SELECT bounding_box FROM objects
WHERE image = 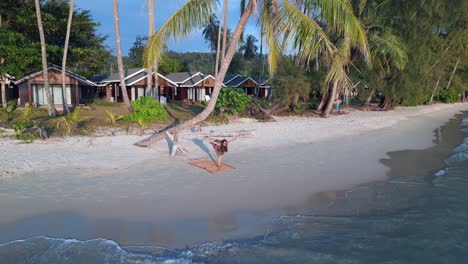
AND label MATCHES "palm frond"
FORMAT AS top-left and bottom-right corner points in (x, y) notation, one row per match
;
(278, 0), (337, 66)
(296, 0), (371, 65)
(258, 0), (282, 75)
(369, 30), (408, 71)
(143, 0), (217, 68)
